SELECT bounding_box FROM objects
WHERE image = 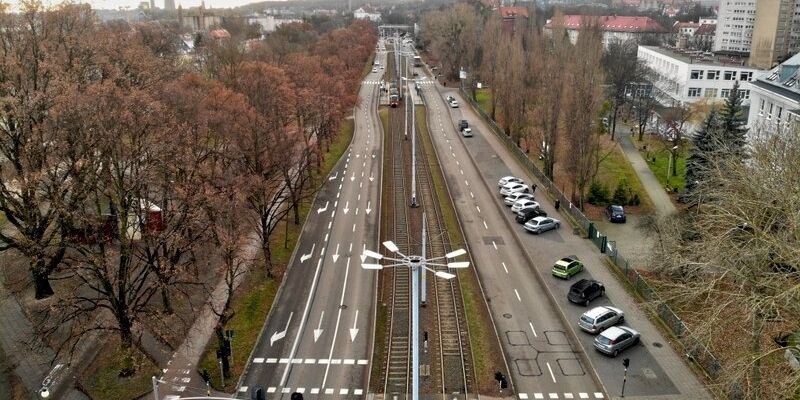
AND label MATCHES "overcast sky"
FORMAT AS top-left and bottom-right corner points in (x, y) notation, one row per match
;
(6, 0), (268, 10)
